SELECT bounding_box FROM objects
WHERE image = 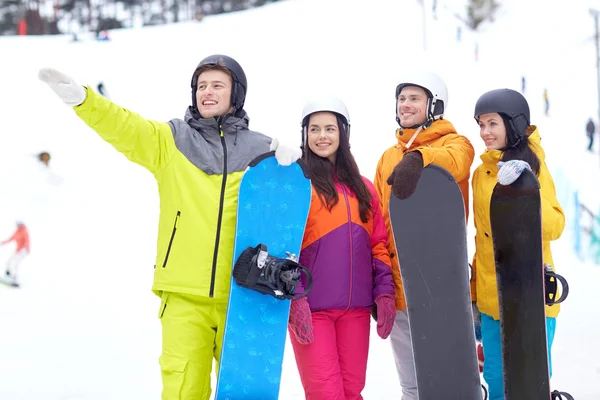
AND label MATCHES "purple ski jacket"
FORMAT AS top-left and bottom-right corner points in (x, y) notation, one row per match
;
(299, 178), (395, 311)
